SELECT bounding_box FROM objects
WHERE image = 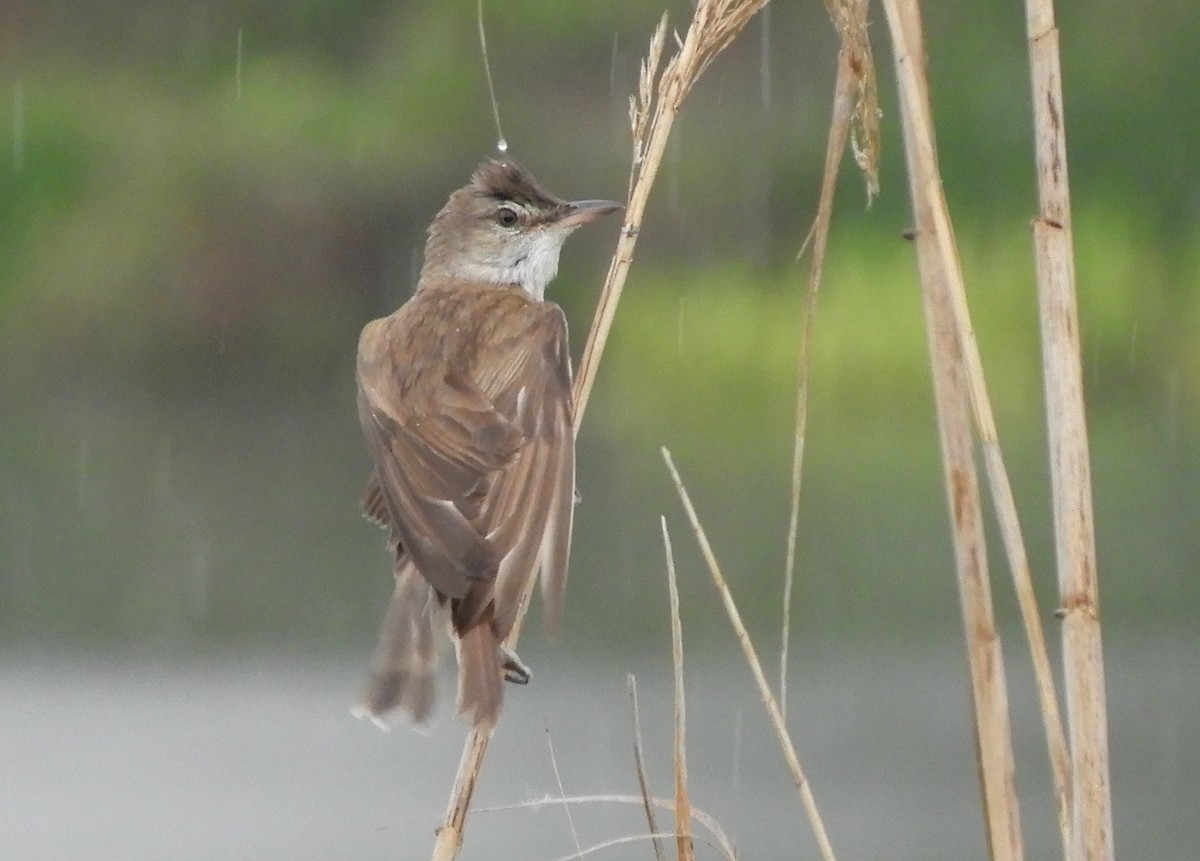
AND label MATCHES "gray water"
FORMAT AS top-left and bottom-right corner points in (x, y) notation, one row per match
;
(3, 352), (1195, 860)
(3, 634), (1196, 860)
